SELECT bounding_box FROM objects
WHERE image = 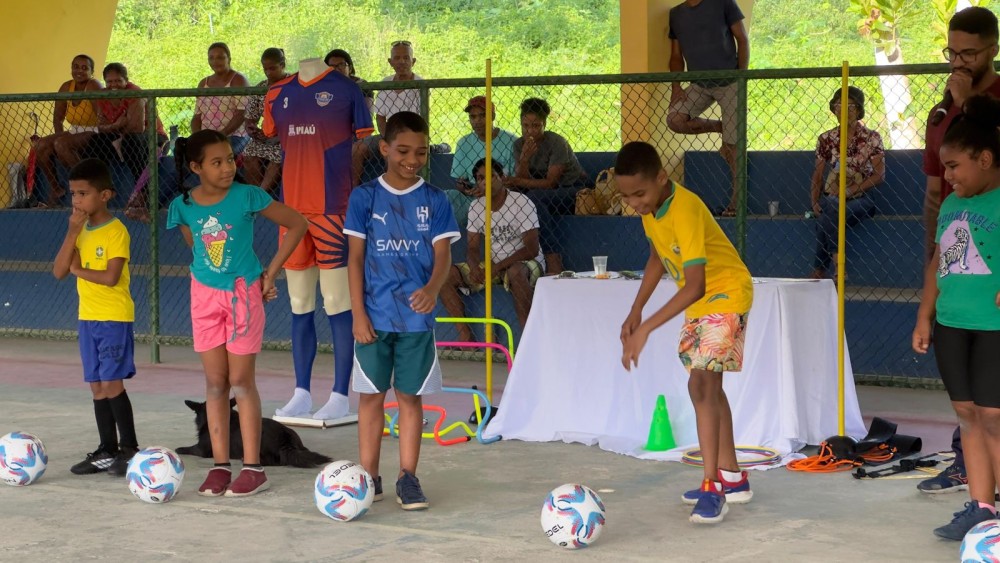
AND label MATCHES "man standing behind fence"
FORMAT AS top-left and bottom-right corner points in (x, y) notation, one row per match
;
(666, 0), (749, 218)
(916, 6), (1000, 504)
